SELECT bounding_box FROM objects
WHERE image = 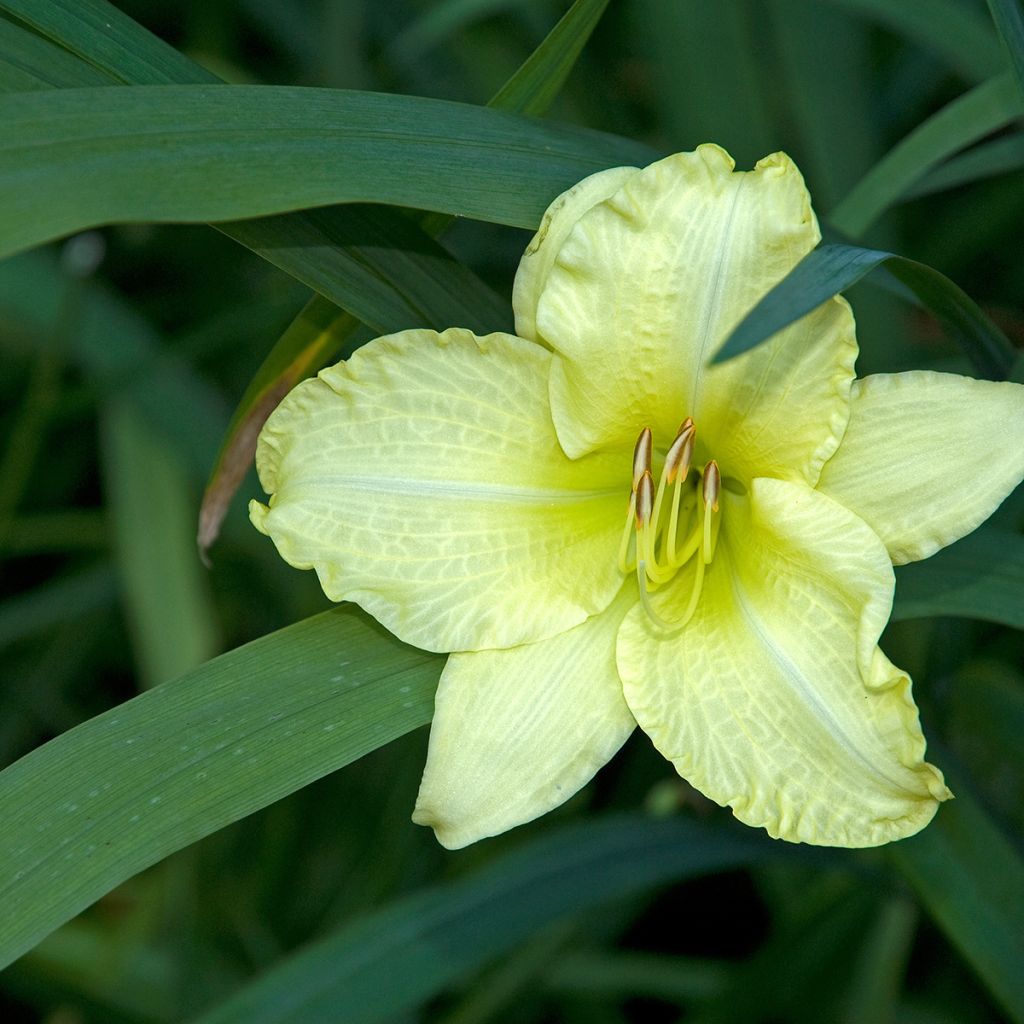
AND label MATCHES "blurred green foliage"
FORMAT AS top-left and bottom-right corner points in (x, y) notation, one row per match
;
(1, 1), (1023, 1022)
